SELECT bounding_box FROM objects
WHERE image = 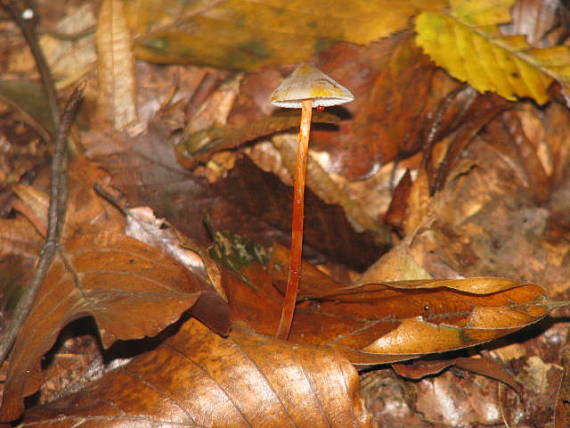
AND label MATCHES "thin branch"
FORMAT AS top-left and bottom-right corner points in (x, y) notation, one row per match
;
(0, 82), (85, 365)
(1, 0), (60, 132)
